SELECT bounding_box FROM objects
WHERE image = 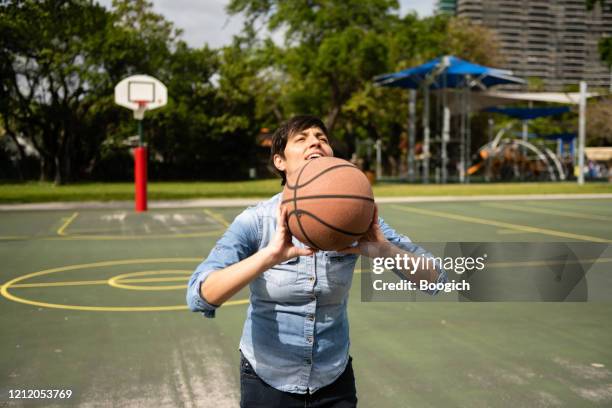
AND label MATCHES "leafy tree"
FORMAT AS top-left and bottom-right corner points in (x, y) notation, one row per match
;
(1, 0), (508, 182)
(227, 0), (398, 132)
(0, 0), (116, 183)
(586, 0), (612, 68)
(444, 17), (505, 67)
(0, 0), (188, 183)
(586, 98), (612, 146)
(585, 0), (609, 11)
(598, 38), (612, 68)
